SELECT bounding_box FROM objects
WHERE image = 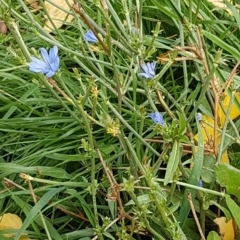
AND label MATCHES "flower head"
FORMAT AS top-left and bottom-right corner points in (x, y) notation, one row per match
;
(149, 112), (164, 125)
(196, 112), (202, 121)
(131, 27), (138, 35)
(29, 46), (59, 78)
(198, 179), (203, 187)
(84, 30), (98, 43)
(139, 62), (156, 79)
